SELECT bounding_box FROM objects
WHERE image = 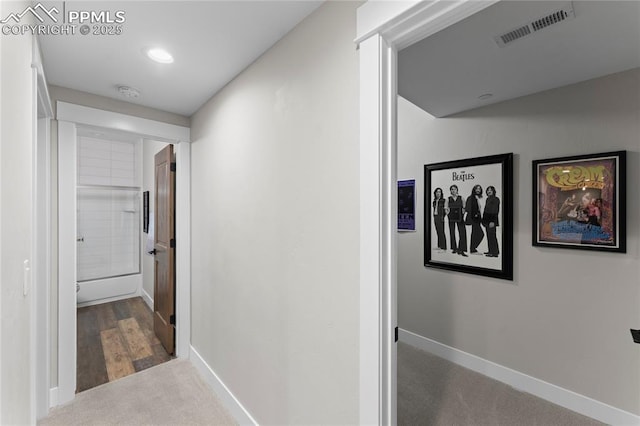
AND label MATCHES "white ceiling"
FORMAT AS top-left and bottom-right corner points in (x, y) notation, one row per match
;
(398, 1), (640, 118)
(38, 1), (322, 117)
